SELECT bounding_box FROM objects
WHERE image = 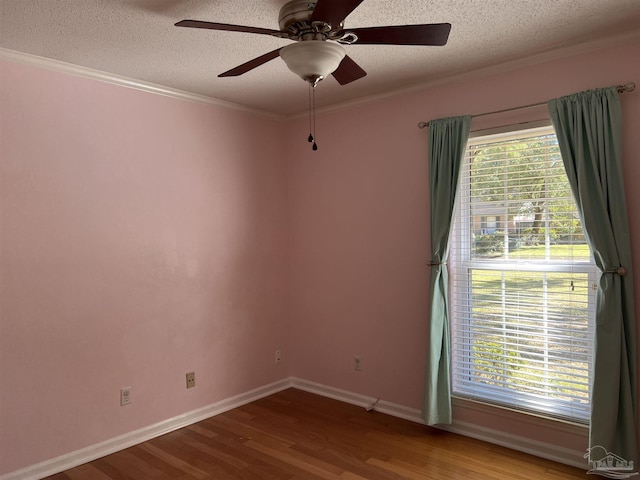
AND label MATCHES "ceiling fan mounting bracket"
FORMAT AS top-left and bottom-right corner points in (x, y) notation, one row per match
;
(279, 0), (342, 39)
(278, 0), (316, 30)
